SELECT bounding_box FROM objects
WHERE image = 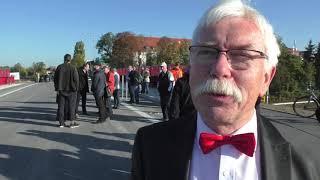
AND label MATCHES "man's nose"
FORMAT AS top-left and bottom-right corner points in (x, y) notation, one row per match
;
(209, 52), (231, 79)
